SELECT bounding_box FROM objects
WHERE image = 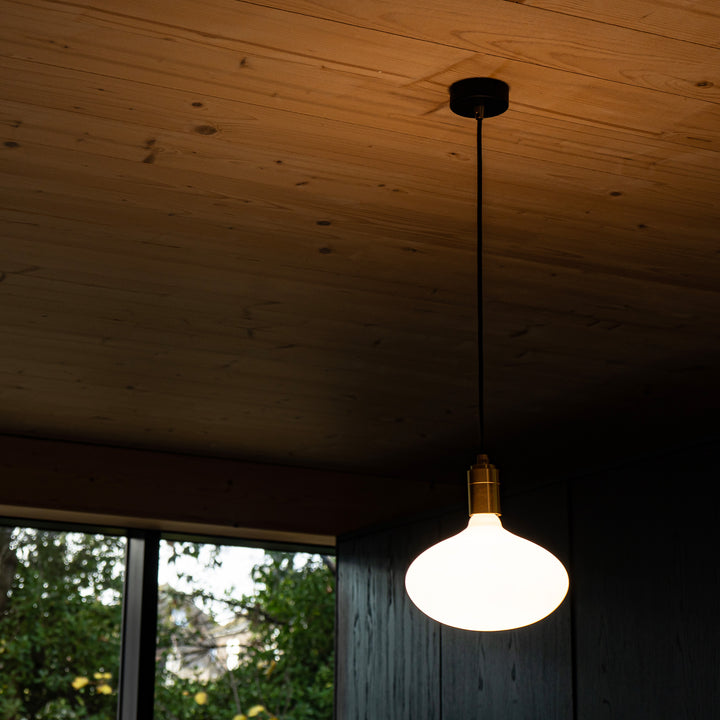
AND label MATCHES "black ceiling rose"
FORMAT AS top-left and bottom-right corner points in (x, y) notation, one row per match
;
(449, 77), (510, 119)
